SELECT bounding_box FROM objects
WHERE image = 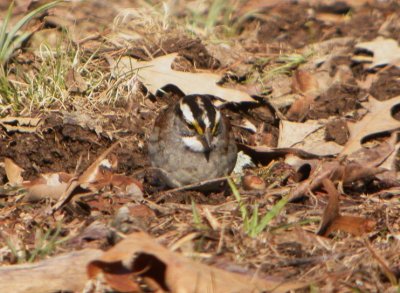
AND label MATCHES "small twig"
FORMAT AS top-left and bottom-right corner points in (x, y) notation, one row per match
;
(155, 174), (240, 203)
